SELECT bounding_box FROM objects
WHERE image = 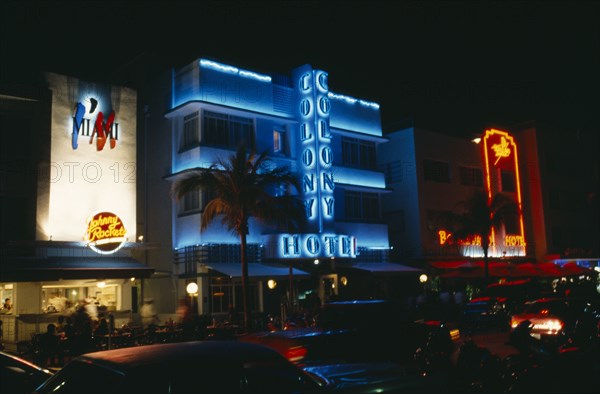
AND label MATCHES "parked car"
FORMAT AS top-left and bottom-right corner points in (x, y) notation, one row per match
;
(463, 296), (511, 330)
(34, 340), (325, 394)
(33, 340), (434, 394)
(1, 350), (53, 394)
(509, 297), (599, 343)
(240, 300), (459, 366)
